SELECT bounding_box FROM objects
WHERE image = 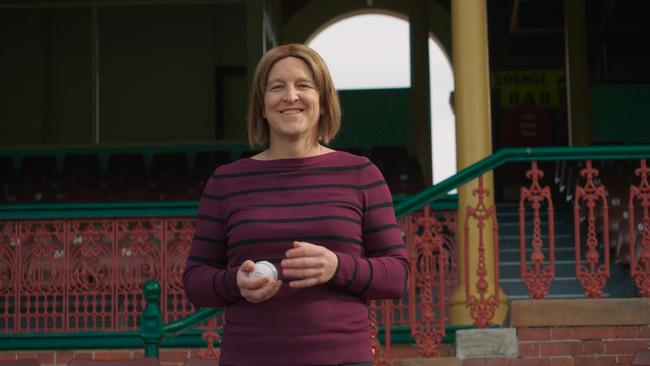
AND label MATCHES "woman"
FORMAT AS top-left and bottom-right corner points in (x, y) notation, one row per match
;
(183, 44), (410, 366)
